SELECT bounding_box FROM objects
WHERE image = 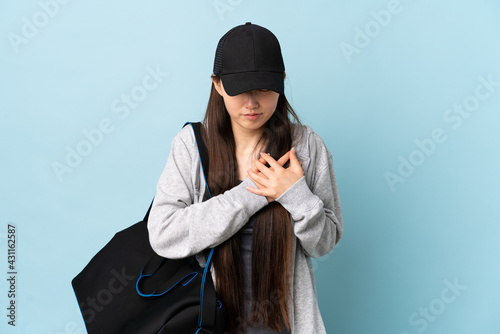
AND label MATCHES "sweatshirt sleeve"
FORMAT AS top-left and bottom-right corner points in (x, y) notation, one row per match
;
(275, 131), (343, 258)
(147, 127), (269, 259)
